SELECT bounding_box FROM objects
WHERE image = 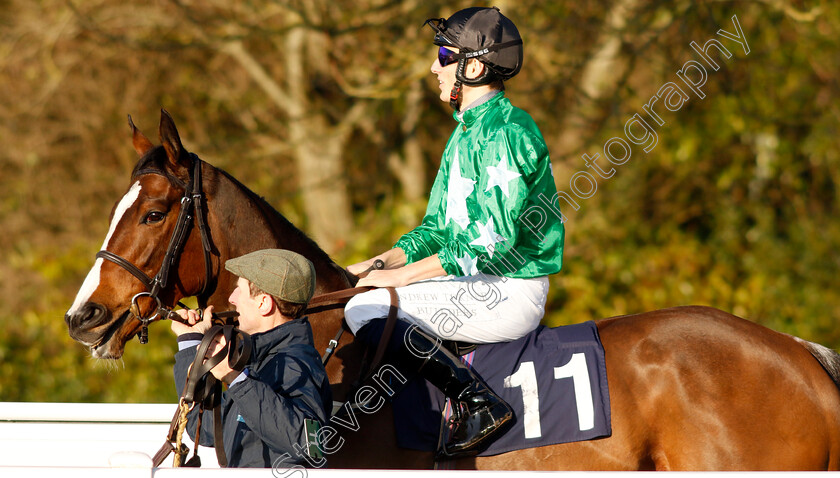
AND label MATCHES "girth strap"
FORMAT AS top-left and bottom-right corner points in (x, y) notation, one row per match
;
(369, 287), (400, 376)
(306, 285), (401, 391)
(306, 287), (375, 366)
